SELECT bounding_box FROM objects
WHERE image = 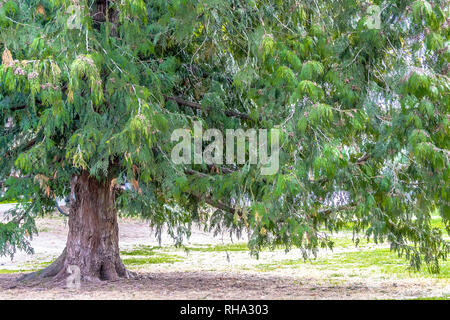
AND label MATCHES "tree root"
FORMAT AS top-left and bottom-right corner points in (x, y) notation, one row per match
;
(17, 248), (67, 282)
(16, 248), (137, 284)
